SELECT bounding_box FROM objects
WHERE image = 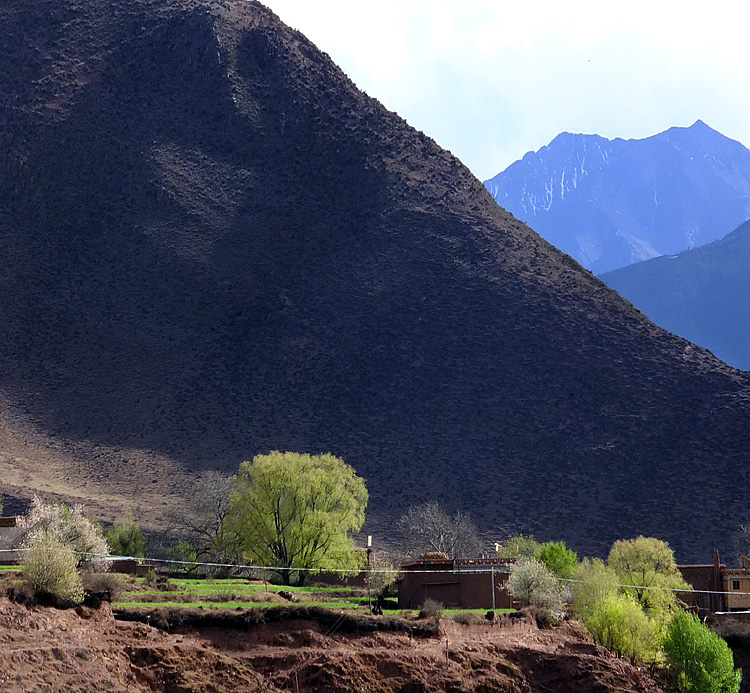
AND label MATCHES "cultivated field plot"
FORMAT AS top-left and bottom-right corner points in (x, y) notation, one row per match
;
(110, 574), (517, 622)
(113, 576), (375, 610)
